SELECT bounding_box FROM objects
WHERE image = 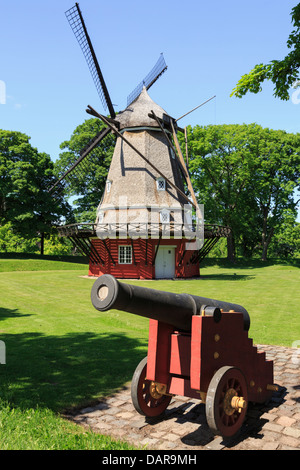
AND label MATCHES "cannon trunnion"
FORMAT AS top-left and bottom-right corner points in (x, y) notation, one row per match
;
(91, 275), (277, 439)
